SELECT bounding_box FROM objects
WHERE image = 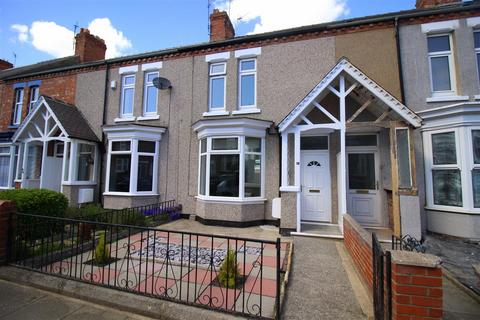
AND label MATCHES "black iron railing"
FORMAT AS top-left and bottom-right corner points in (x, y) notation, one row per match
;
(372, 233), (391, 320)
(8, 212), (283, 319)
(391, 234), (425, 253)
